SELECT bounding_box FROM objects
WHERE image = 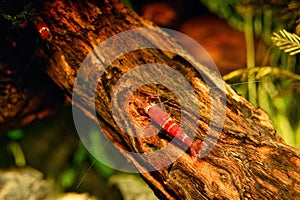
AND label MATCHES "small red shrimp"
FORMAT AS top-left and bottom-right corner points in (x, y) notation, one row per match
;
(145, 103), (202, 159)
(34, 16), (52, 40)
